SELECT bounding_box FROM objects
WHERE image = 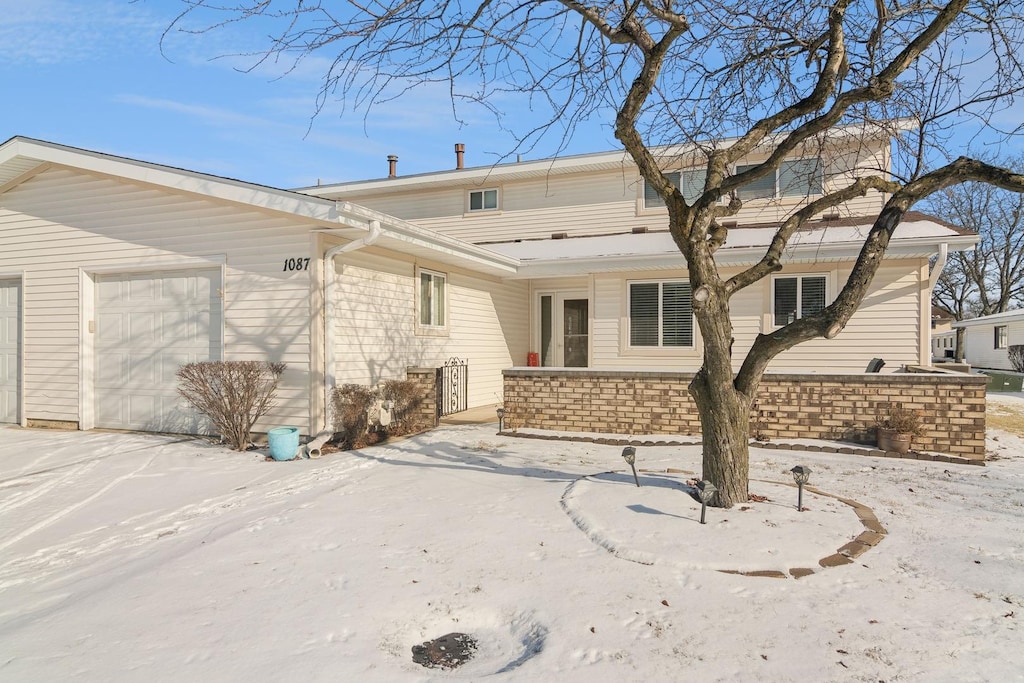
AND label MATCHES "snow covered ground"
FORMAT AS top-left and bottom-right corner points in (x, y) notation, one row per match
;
(1, 410), (1023, 682)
